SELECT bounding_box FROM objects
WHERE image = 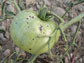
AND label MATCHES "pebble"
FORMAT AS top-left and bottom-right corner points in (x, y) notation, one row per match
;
(71, 25), (77, 34)
(39, 53), (48, 58)
(79, 58), (82, 63)
(43, 0), (51, 6)
(26, 0), (36, 6)
(53, 7), (65, 17)
(5, 31), (10, 39)
(76, 5), (84, 12)
(39, 1), (43, 5)
(3, 49), (11, 56)
(69, 11), (74, 18)
(6, 1), (15, 13)
(15, 47), (20, 54)
(0, 33), (6, 41)
(19, 51), (26, 58)
(36, 2), (40, 9)
(65, 57), (69, 63)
